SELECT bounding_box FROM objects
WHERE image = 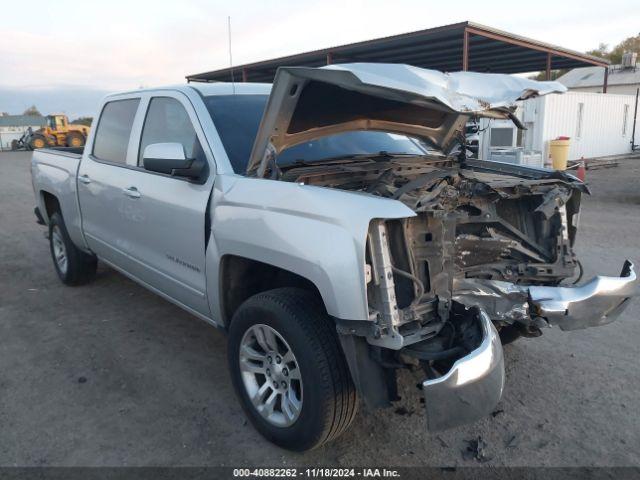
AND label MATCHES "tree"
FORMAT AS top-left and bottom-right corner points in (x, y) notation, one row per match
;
(23, 105), (42, 116)
(586, 42), (610, 60)
(529, 69), (569, 81)
(583, 34), (640, 64)
(530, 33), (640, 81)
(609, 33), (640, 64)
(70, 117), (93, 127)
